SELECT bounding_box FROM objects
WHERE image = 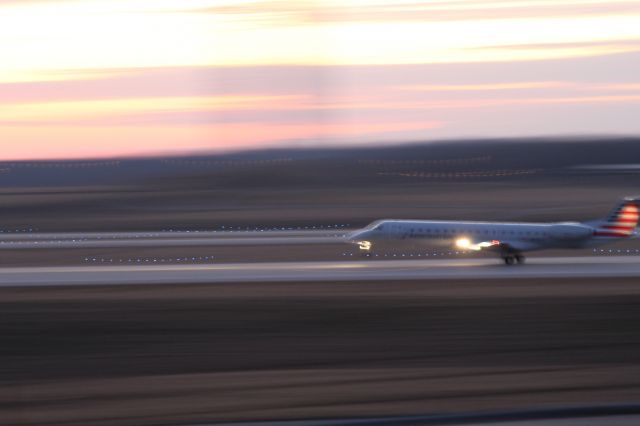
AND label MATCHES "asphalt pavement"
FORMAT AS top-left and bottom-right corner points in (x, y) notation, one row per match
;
(0, 255), (639, 286)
